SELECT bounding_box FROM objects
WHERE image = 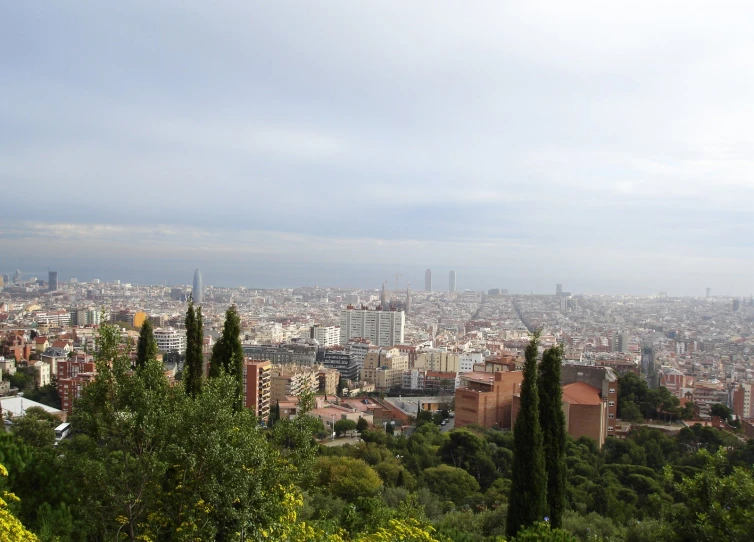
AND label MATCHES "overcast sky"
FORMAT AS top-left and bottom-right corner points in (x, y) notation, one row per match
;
(2, 2), (753, 295)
